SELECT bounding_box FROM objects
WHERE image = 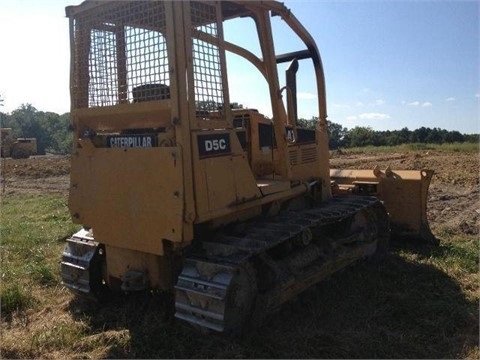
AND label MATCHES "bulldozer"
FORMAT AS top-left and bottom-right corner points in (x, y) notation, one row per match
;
(61, 0), (435, 332)
(0, 128), (37, 159)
